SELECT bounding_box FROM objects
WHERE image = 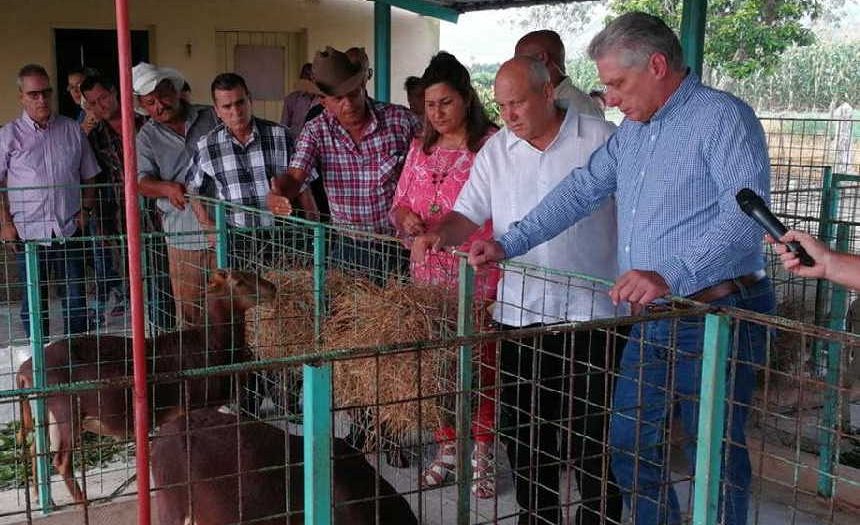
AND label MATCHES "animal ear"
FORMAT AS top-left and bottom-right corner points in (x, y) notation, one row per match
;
(208, 269), (229, 290)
